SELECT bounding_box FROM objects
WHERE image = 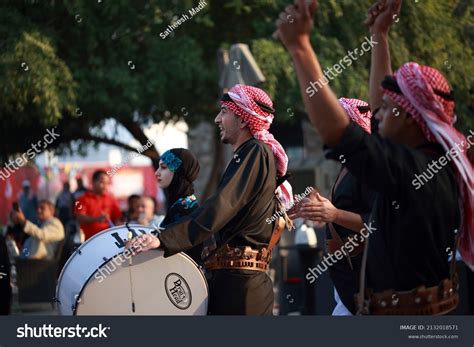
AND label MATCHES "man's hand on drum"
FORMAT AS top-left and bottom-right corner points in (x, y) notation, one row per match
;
(299, 191), (337, 226)
(125, 234), (160, 256)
